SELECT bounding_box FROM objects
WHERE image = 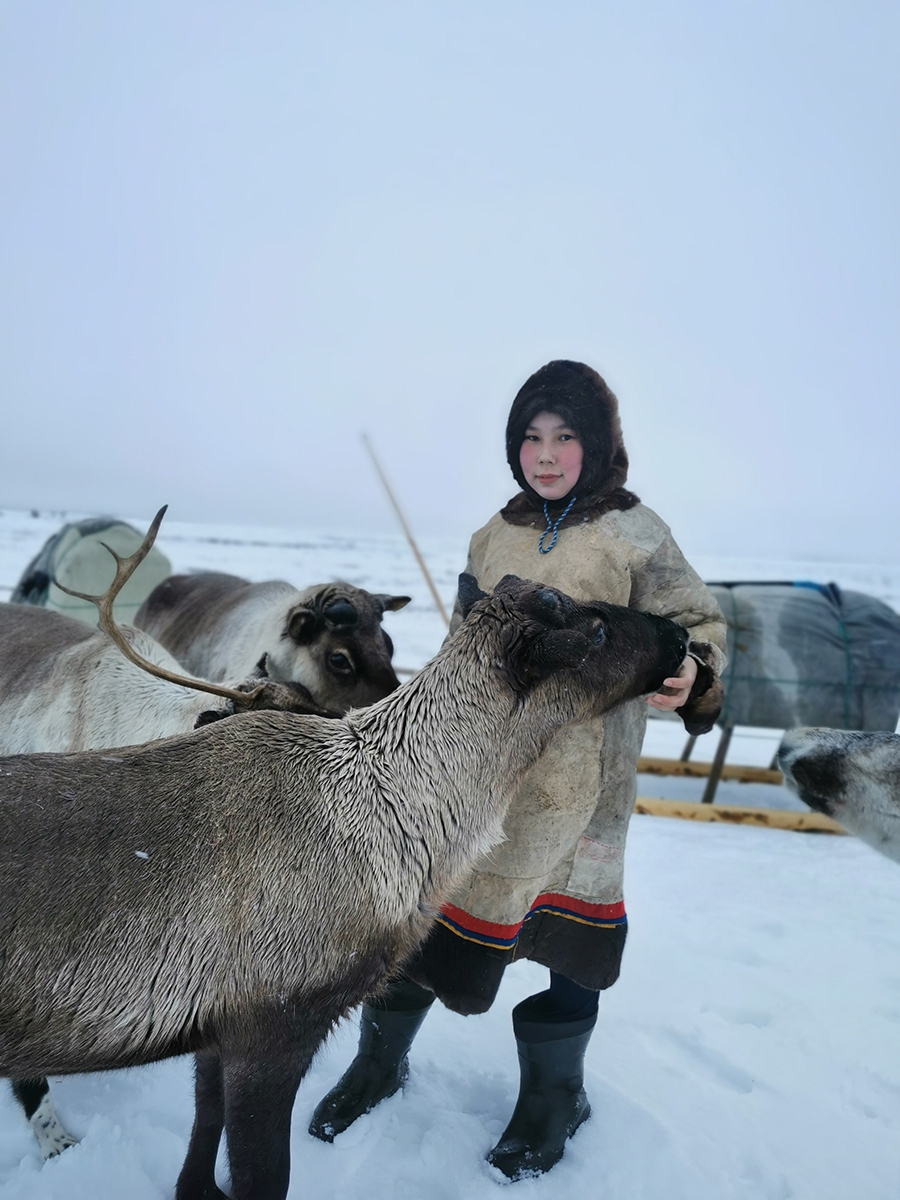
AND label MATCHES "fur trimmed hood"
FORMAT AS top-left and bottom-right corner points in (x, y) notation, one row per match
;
(501, 360), (640, 527)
